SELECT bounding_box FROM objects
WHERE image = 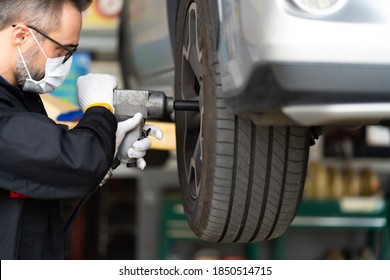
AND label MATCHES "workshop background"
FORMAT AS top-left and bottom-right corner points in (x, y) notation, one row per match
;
(43, 1), (390, 260)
